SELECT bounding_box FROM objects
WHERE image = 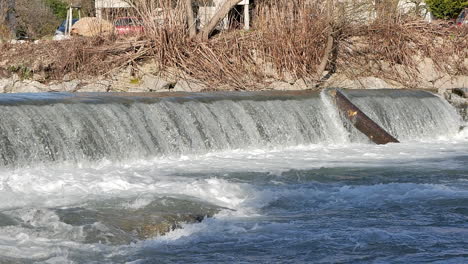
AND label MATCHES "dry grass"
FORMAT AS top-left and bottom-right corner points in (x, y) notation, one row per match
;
(339, 19), (468, 87)
(0, 0), (467, 90)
